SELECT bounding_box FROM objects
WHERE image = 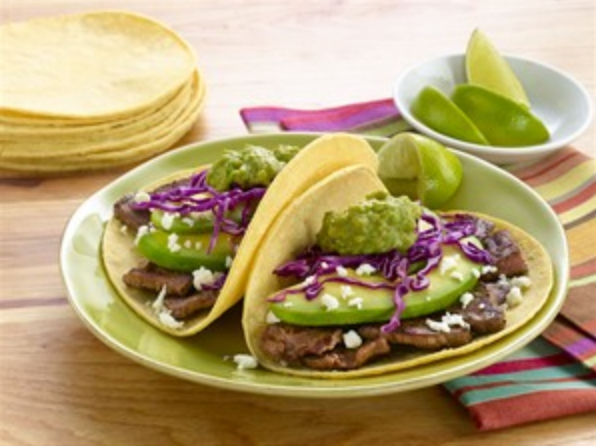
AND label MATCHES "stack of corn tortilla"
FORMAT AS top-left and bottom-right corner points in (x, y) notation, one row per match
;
(0, 11), (205, 174)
